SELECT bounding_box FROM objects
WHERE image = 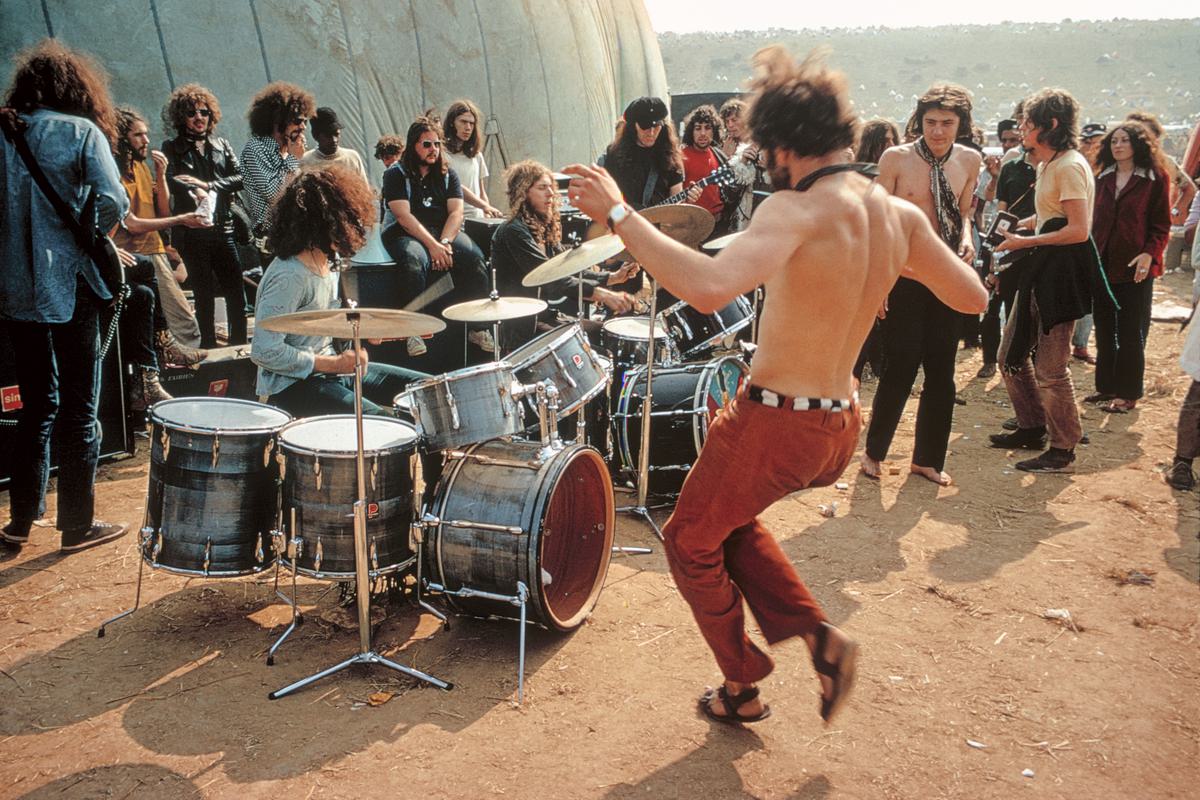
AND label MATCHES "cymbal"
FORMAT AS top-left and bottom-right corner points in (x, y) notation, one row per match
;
(522, 234), (627, 287)
(701, 230), (744, 251)
(585, 203), (716, 250)
(258, 307), (446, 339)
(442, 295), (548, 322)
